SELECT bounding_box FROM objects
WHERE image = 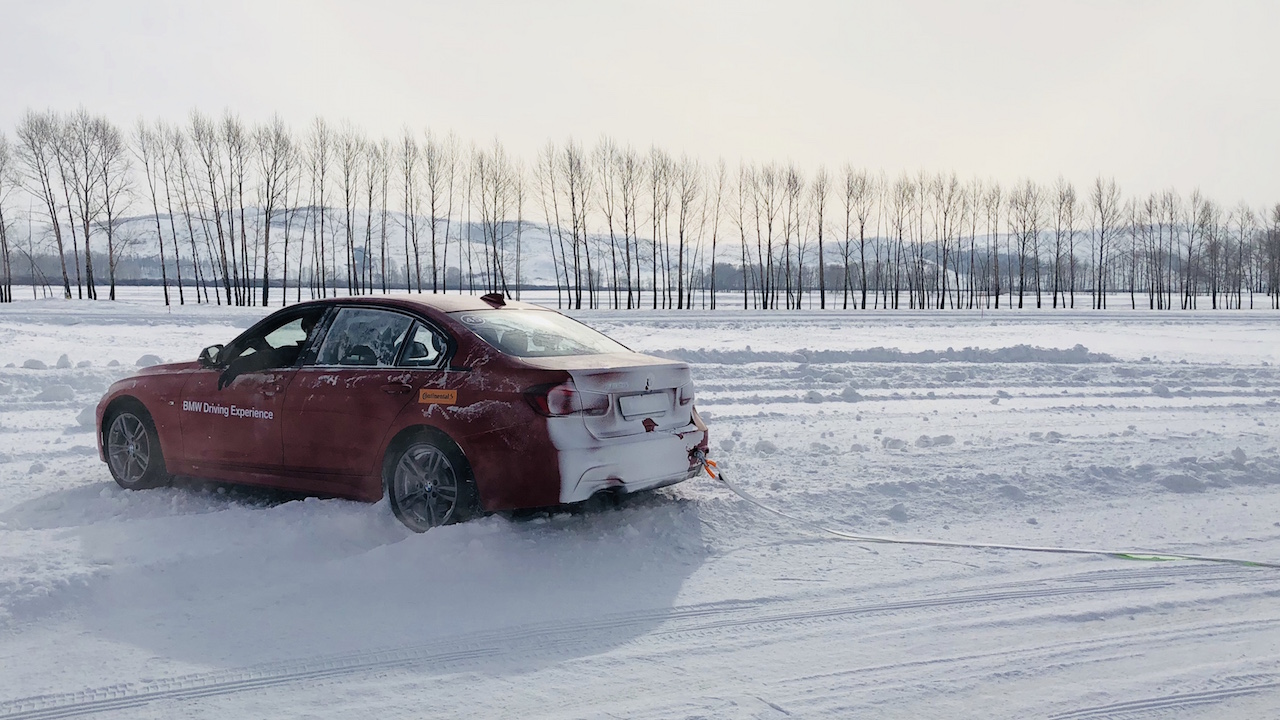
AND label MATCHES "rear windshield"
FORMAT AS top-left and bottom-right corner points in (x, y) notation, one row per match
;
(451, 310), (628, 358)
